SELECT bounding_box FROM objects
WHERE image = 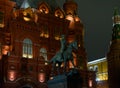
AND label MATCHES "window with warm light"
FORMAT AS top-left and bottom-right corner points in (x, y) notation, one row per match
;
(40, 26), (49, 38)
(55, 10), (64, 18)
(54, 27), (62, 40)
(23, 38), (33, 58)
(39, 3), (49, 14)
